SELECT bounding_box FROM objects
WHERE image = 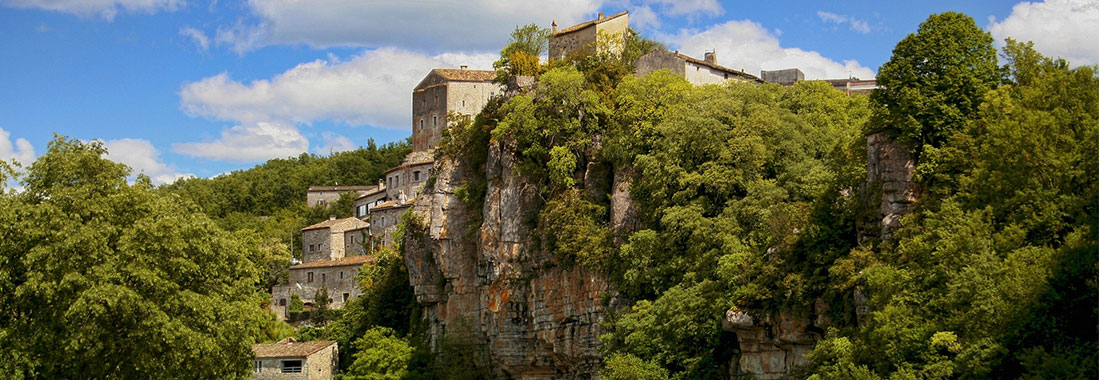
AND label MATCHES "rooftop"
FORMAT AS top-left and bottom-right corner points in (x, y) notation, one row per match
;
(432, 68), (496, 82)
(662, 50), (764, 83)
(301, 216), (370, 232)
(553, 11), (628, 36)
(253, 338), (336, 358)
(307, 185), (377, 192)
(290, 254), (375, 270)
